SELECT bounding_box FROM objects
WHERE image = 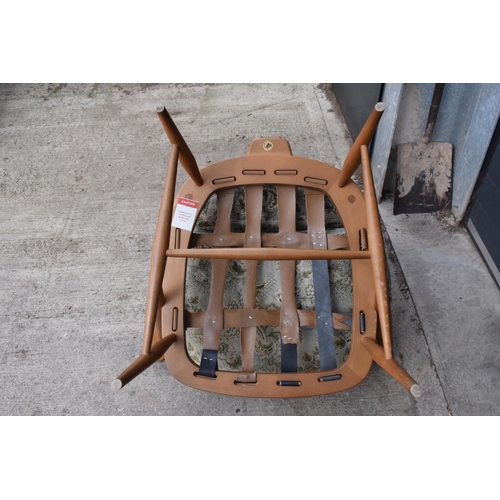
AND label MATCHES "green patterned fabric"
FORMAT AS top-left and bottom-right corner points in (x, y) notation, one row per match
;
(184, 186), (353, 373)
